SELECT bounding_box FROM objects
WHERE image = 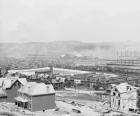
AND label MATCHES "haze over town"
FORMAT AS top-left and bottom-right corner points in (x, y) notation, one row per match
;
(1, 0), (140, 116)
